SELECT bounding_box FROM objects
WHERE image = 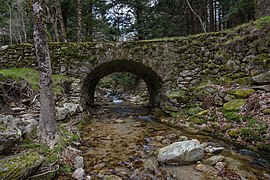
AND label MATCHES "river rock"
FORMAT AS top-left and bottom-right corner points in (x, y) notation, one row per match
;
(56, 103), (81, 121)
(195, 163), (206, 172)
(204, 155), (225, 166)
(0, 151), (44, 179)
(74, 156), (84, 169)
(72, 168), (85, 180)
(157, 140), (204, 164)
(0, 116), (22, 155)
